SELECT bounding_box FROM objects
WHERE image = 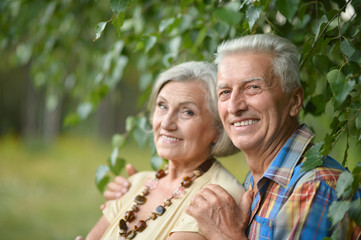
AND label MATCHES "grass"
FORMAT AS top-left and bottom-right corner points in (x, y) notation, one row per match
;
(0, 135), (248, 240)
(2, 131), (357, 240)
